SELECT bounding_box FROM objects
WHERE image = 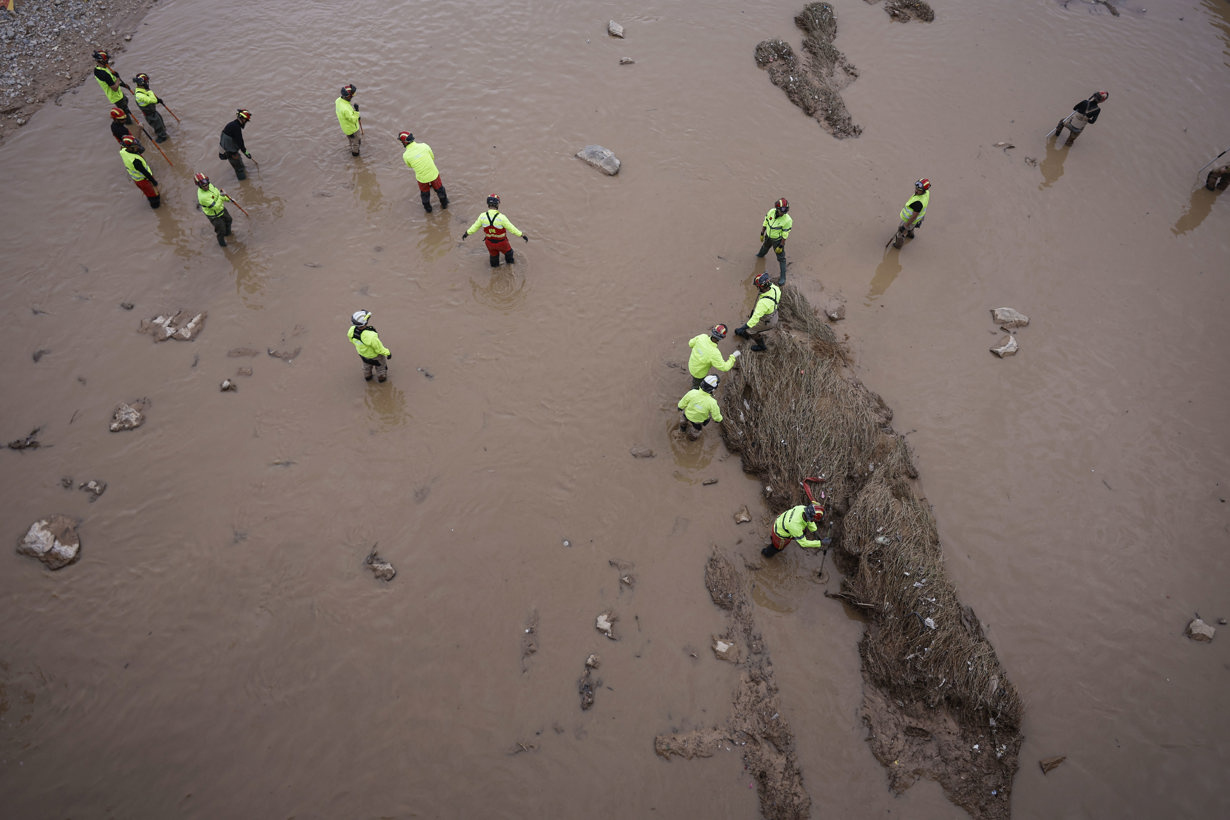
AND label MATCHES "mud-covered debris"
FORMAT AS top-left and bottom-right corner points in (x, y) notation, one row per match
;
(364, 548), (396, 582)
(227, 347), (261, 358)
(824, 297), (847, 321)
(507, 740), (538, 755)
(1039, 755), (1066, 774)
(629, 445), (655, 458)
(220, 379), (237, 392)
(619, 57), (635, 65)
(578, 667), (598, 711)
(704, 549), (742, 610)
(236, 367), (253, 377)
(60, 477), (74, 489)
(877, 0), (936, 23)
(596, 610), (617, 640)
(607, 20), (624, 38)
(267, 346), (302, 361)
(990, 335), (1019, 358)
(1186, 618), (1215, 642)
(576, 144), (621, 175)
(78, 479), (106, 502)
(17, 514), (81, 570)
(991, 307), (1030, 327)
(139, 310), (206, 342)
(521, 610), (540, 672)
(32, 349), (51, 362)
(702, 478), (718, 486)
(585, 653), (601, 669)
(109, 399), (148, 432)
(7, 427), (42, 450)
(734, 505), (752, 524)
(120, 302), (135, 310)
(712, 636), (739, 662)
